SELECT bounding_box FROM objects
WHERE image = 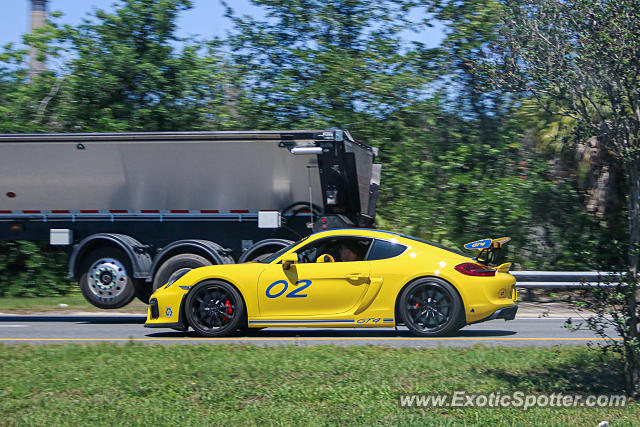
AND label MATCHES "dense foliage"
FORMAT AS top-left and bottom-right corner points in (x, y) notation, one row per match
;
(496, 0), (640, 398)
(0, 0), (628, 298)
